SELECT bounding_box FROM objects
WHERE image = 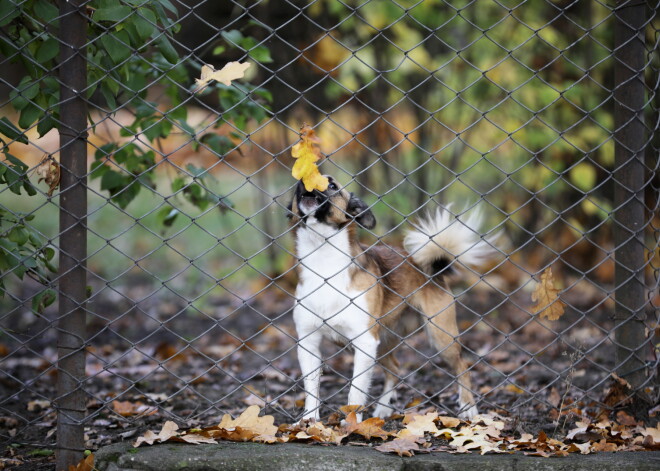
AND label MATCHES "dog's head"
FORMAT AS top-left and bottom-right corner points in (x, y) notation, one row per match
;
(287, 176), (376, 230)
